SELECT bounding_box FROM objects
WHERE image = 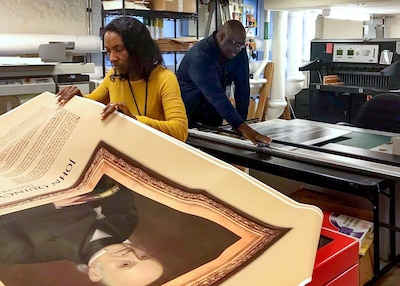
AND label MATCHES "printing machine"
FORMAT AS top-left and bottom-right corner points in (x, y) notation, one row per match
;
(0, 60), (95, 115)
(300, 38), (400, 124)
(0, 38), (100, 115)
